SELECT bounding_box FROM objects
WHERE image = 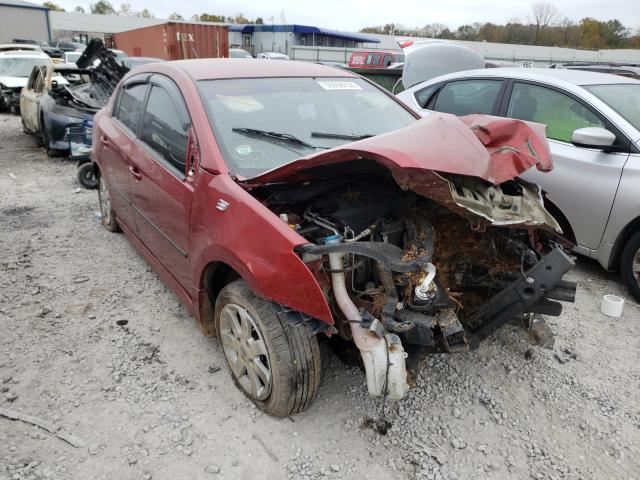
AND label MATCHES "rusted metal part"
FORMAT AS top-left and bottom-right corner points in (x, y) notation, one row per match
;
(465, 247), (575, 341)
